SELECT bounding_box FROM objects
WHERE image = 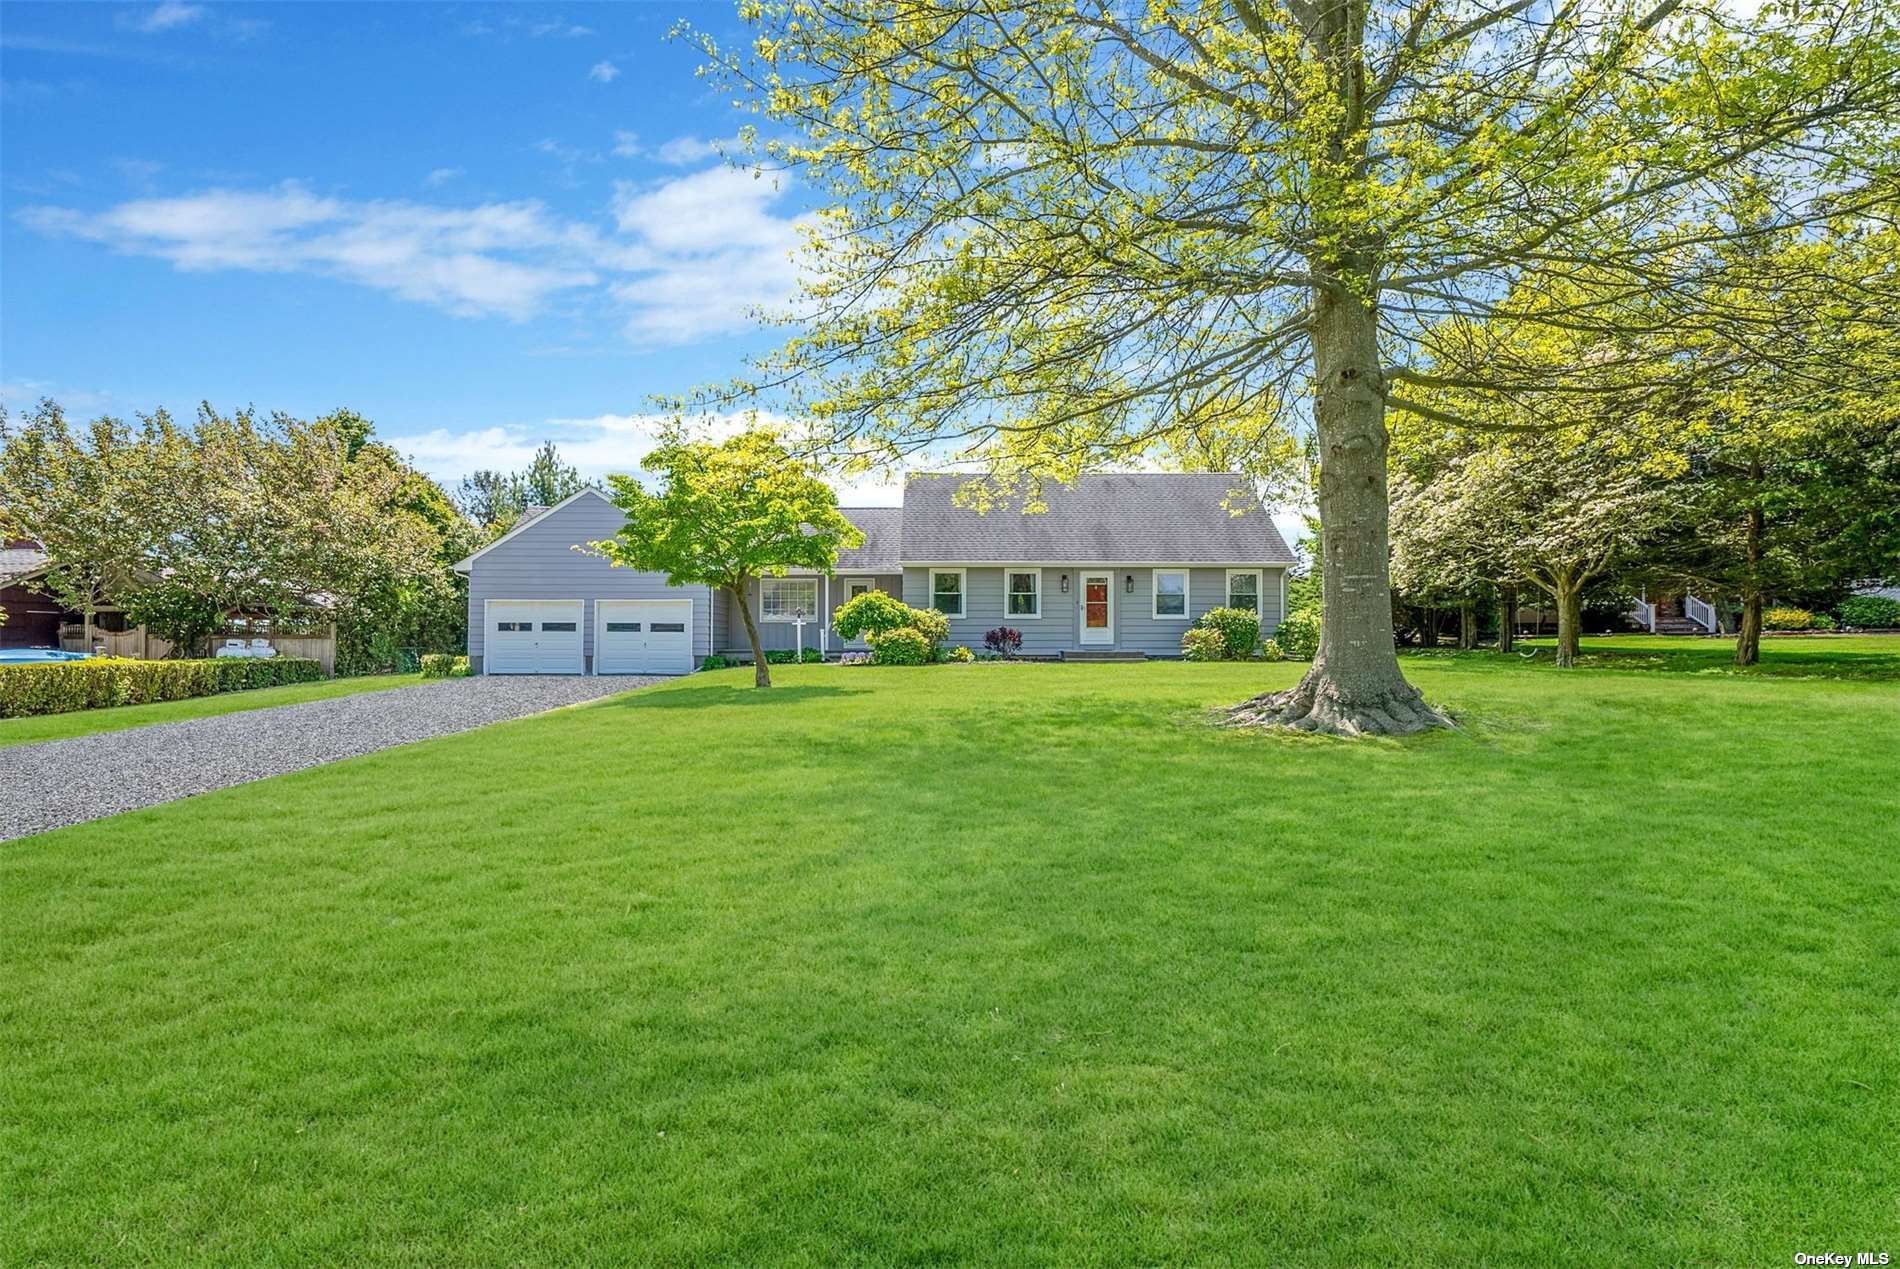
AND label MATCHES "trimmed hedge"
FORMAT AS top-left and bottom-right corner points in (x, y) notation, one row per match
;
(0, 656), (325, 719)
(420, 654), (471, 678)
(1838, 595), (1900, 629)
